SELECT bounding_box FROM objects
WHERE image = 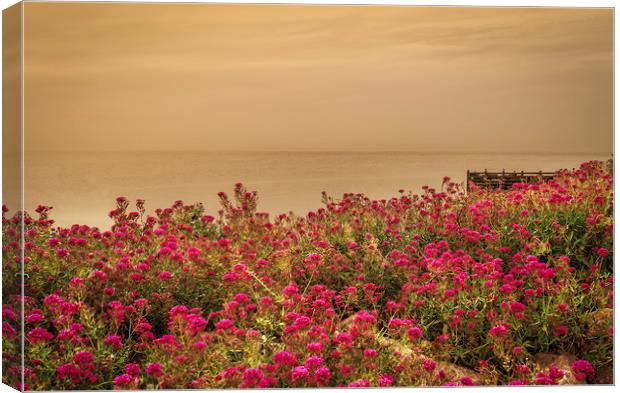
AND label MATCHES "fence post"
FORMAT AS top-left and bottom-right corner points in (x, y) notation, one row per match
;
(466, 170), (470, 192)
